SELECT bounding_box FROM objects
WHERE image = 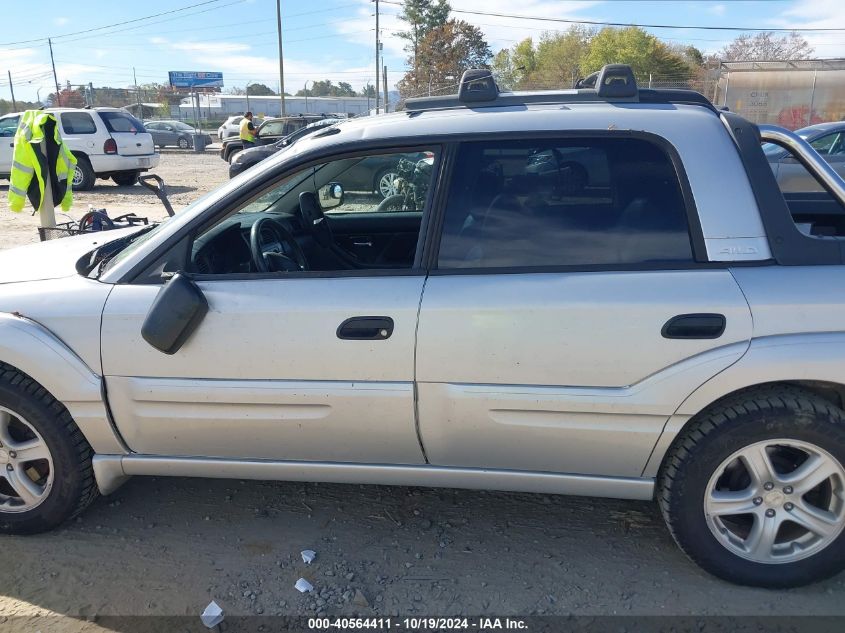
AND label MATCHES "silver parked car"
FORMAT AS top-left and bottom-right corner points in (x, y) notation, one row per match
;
(0, 65), (844, 589)
(765, 121), (845, 192)
(144, 120), (212, 150)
